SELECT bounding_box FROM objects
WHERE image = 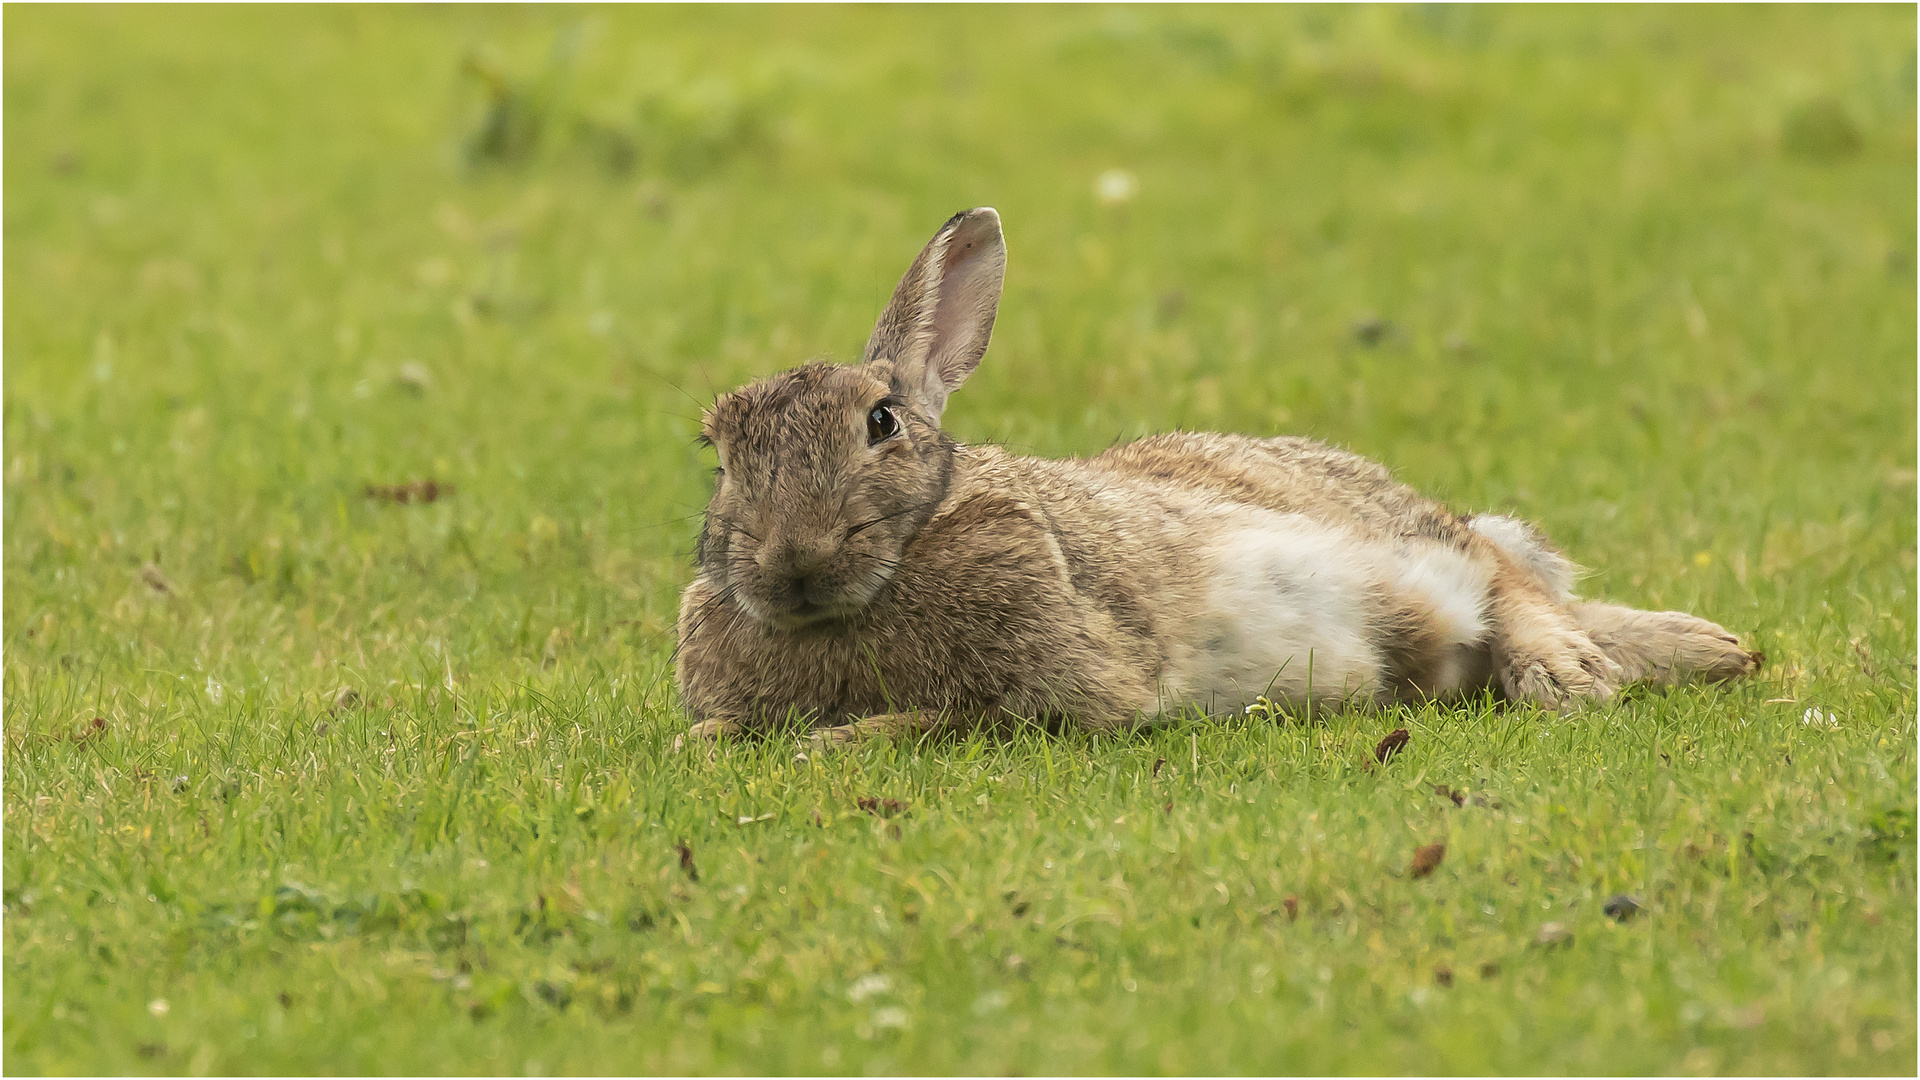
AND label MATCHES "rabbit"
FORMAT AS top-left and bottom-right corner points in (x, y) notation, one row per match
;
(674, 207), (1761, 749)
